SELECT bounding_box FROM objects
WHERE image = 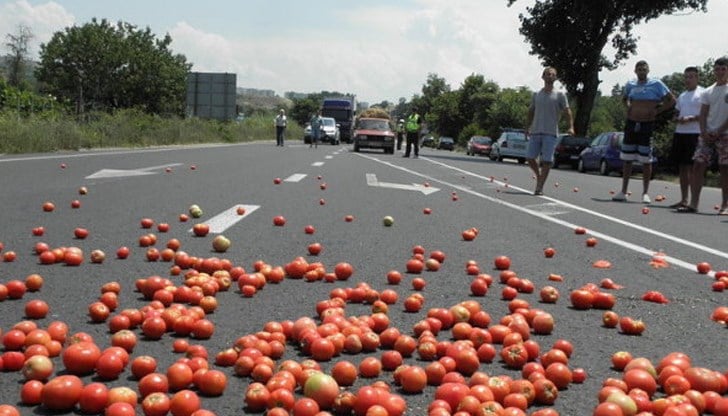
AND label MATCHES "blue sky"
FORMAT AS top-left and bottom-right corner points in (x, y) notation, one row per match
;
(2, 0), (727, 104)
